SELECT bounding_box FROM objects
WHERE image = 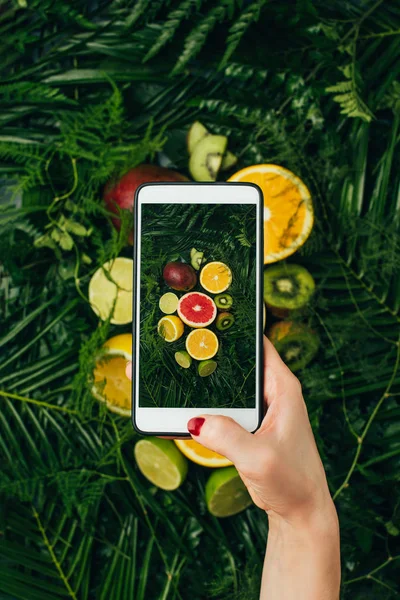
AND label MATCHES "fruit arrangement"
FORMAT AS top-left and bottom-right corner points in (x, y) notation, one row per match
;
(158, 257), (234, 377)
